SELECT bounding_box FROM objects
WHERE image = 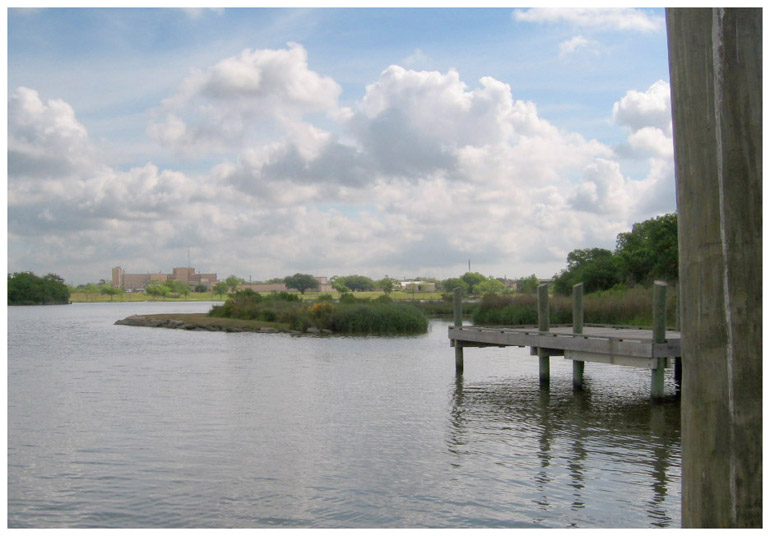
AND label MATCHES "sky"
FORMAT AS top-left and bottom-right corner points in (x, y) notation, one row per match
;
(7, 6), (678, 286)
